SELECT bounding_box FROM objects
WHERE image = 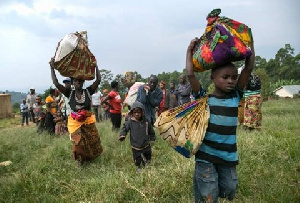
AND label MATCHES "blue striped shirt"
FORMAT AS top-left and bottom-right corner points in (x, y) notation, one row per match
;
(194, 88), (243, 166)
